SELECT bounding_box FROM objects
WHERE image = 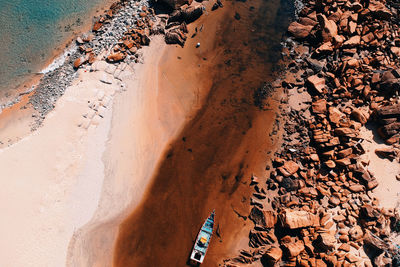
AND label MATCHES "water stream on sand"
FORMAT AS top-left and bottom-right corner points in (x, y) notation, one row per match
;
(113, 0), (294, 265)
